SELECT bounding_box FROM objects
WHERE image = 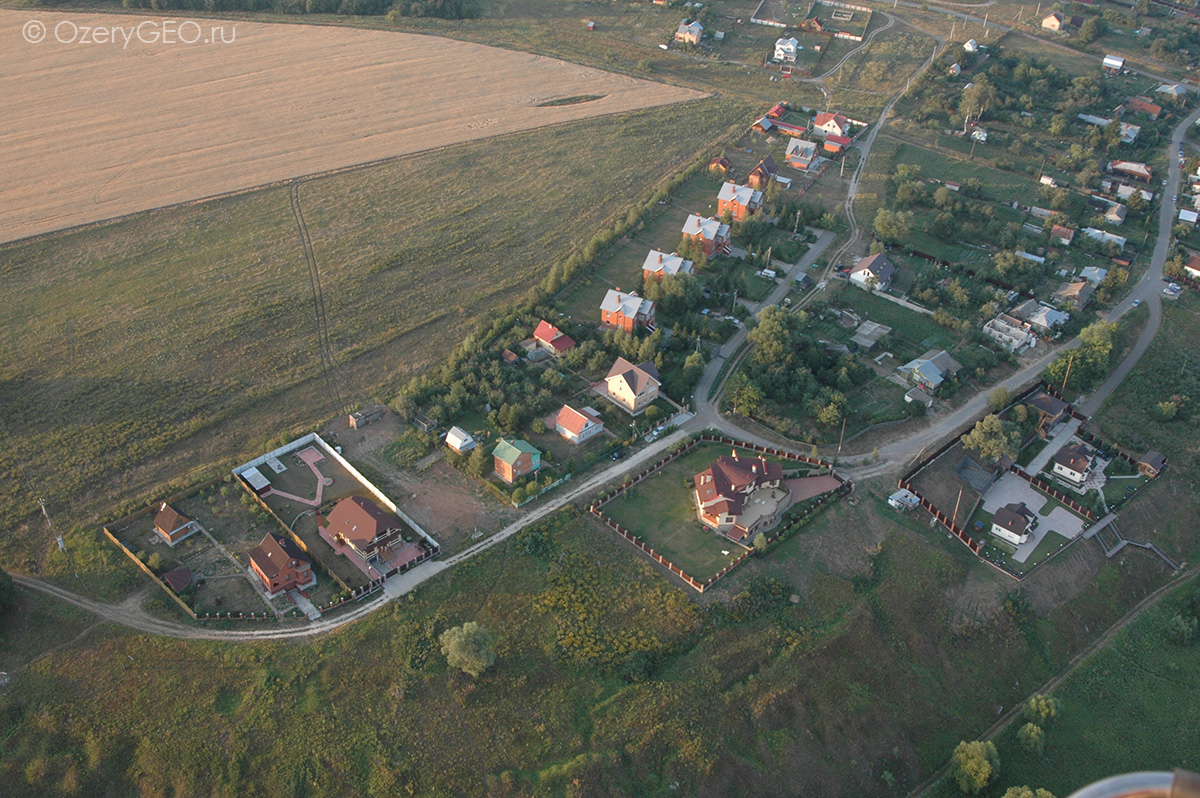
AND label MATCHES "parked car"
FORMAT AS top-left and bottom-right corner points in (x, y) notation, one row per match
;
(1132, 299), (1141, 308)
(610, 449), (625, 461)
